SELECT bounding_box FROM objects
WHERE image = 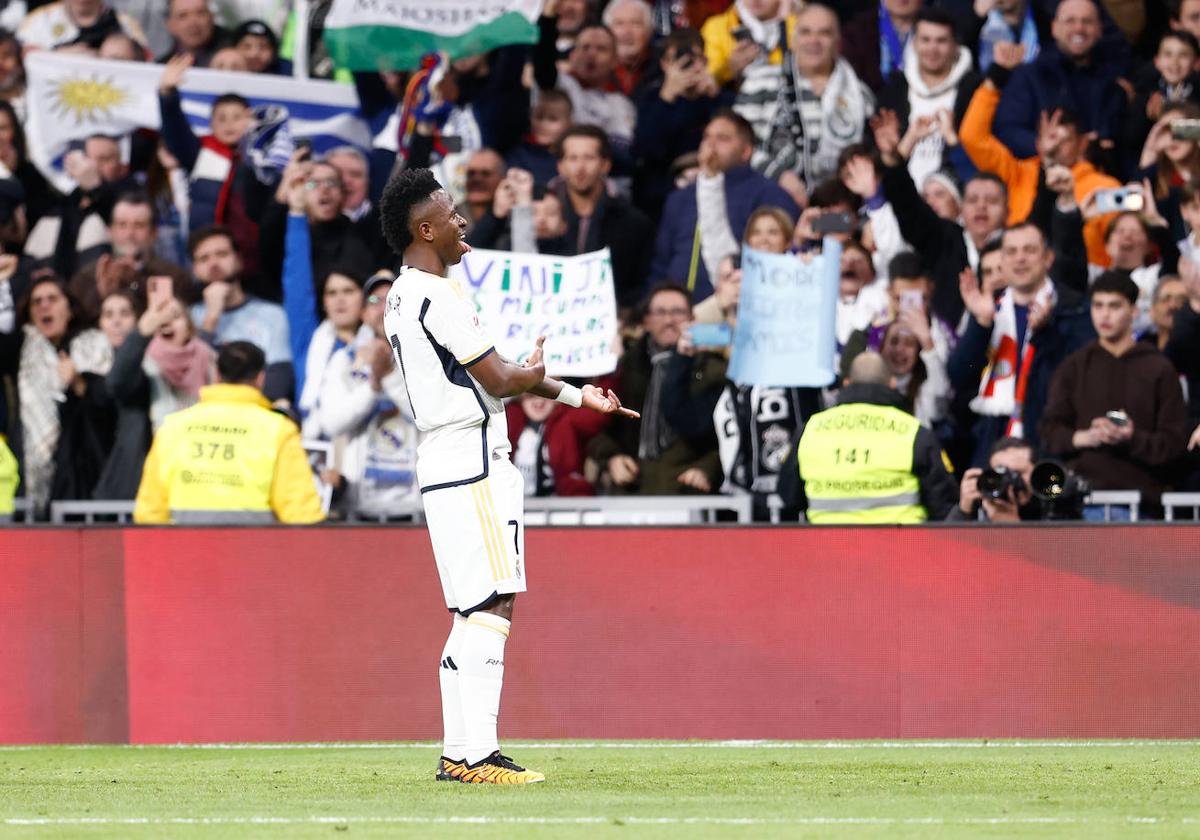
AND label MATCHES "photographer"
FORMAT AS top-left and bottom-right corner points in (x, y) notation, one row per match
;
(950, 437), (1042, 522)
